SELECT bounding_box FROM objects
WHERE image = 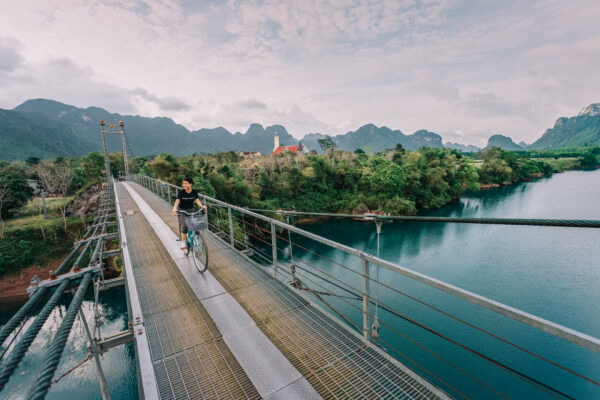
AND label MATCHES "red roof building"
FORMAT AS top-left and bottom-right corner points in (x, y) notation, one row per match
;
(271, 133), (306, 156)
(272, 144), (304, 155)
